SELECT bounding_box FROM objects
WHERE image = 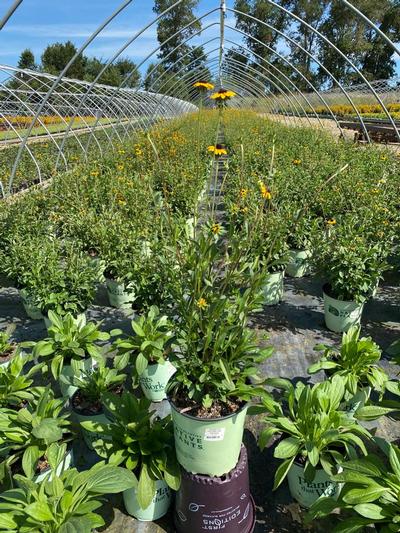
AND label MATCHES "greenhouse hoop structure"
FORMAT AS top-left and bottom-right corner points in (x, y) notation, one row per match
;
(0, 0), (400, 195)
